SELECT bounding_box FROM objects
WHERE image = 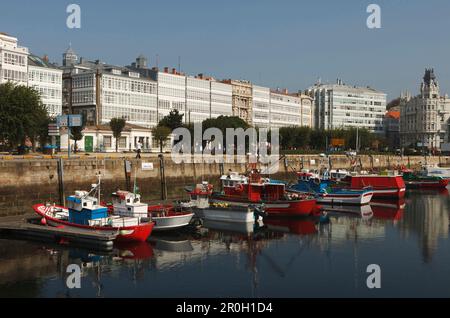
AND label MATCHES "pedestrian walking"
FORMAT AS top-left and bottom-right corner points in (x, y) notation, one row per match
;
(136, 141), (142, 159)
